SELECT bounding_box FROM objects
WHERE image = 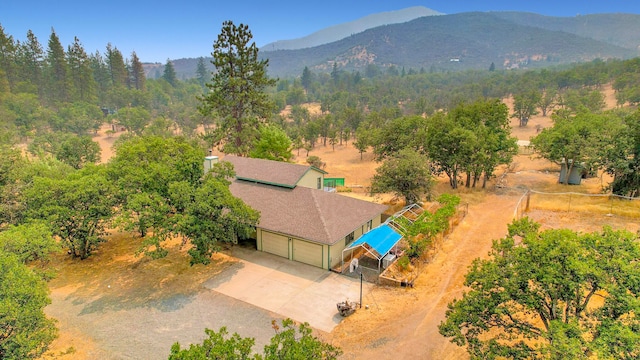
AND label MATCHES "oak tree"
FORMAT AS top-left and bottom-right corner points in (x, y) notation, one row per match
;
(24, 166), (115, 259)
(511, 90), (540, 127)
(249, 124), (292, 162)
(439, 218), (640, 359)
(370, 148), (434, 204)
(0, 252), (57, 359)
(177, 170), (259, 265)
